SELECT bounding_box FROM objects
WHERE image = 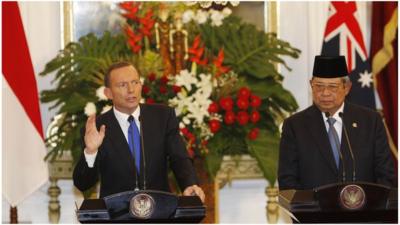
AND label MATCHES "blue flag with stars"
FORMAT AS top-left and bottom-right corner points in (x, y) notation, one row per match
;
(321, 2), (375, 109)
